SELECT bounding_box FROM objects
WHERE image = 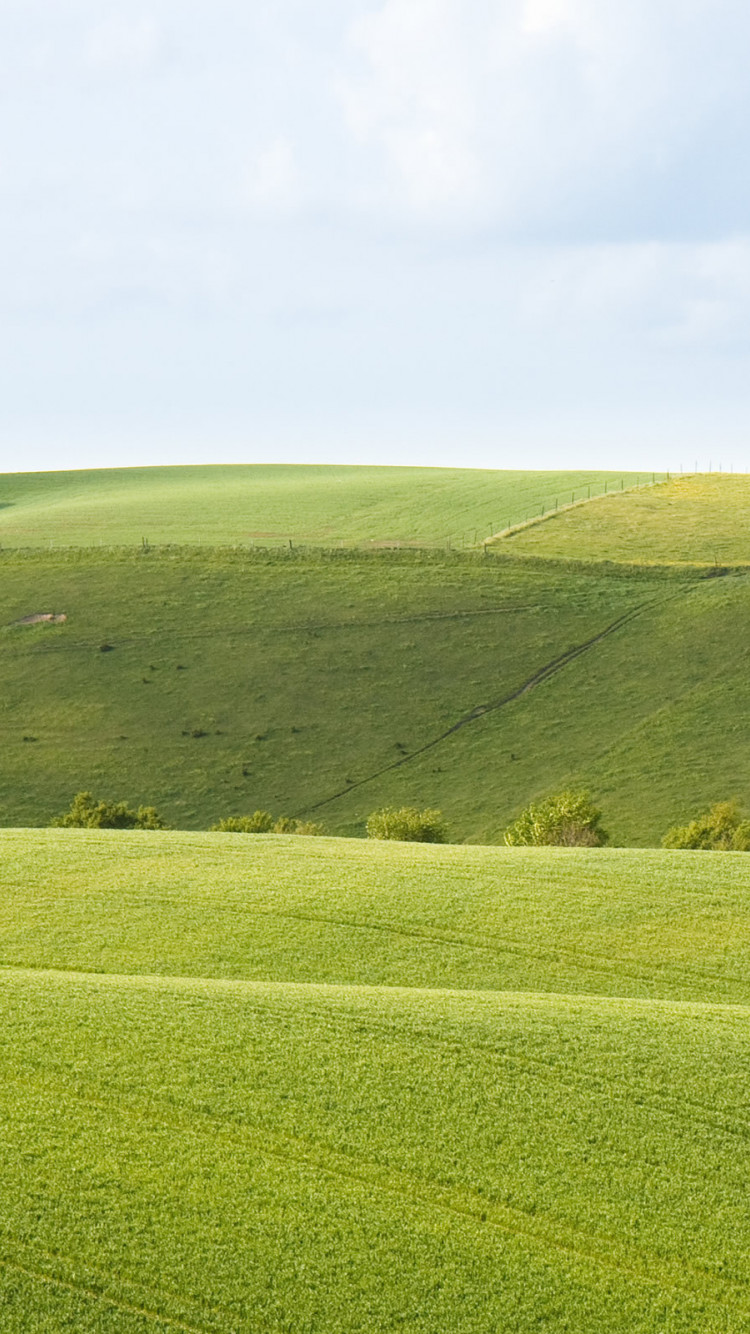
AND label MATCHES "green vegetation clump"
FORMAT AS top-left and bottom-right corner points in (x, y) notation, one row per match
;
(504, 789), (607, 846)
(663, 800), (750, 850)
(366, 805), (448, 842)
(212, 811), (325, 835)
(212, 810), (274, 833)
(53, 790), (167, 830)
